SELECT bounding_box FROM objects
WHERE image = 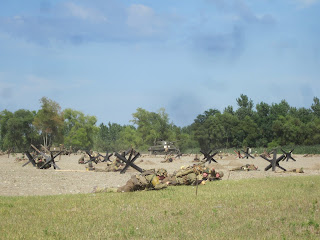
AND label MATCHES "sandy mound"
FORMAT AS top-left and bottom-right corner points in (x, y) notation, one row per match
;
(1, 153), (319, 196)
